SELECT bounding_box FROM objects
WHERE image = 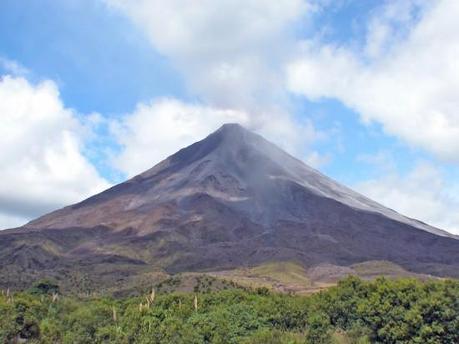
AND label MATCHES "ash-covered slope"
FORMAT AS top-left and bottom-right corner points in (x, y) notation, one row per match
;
(24, 123), (453, 237)
(1, 124), (458, 290)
